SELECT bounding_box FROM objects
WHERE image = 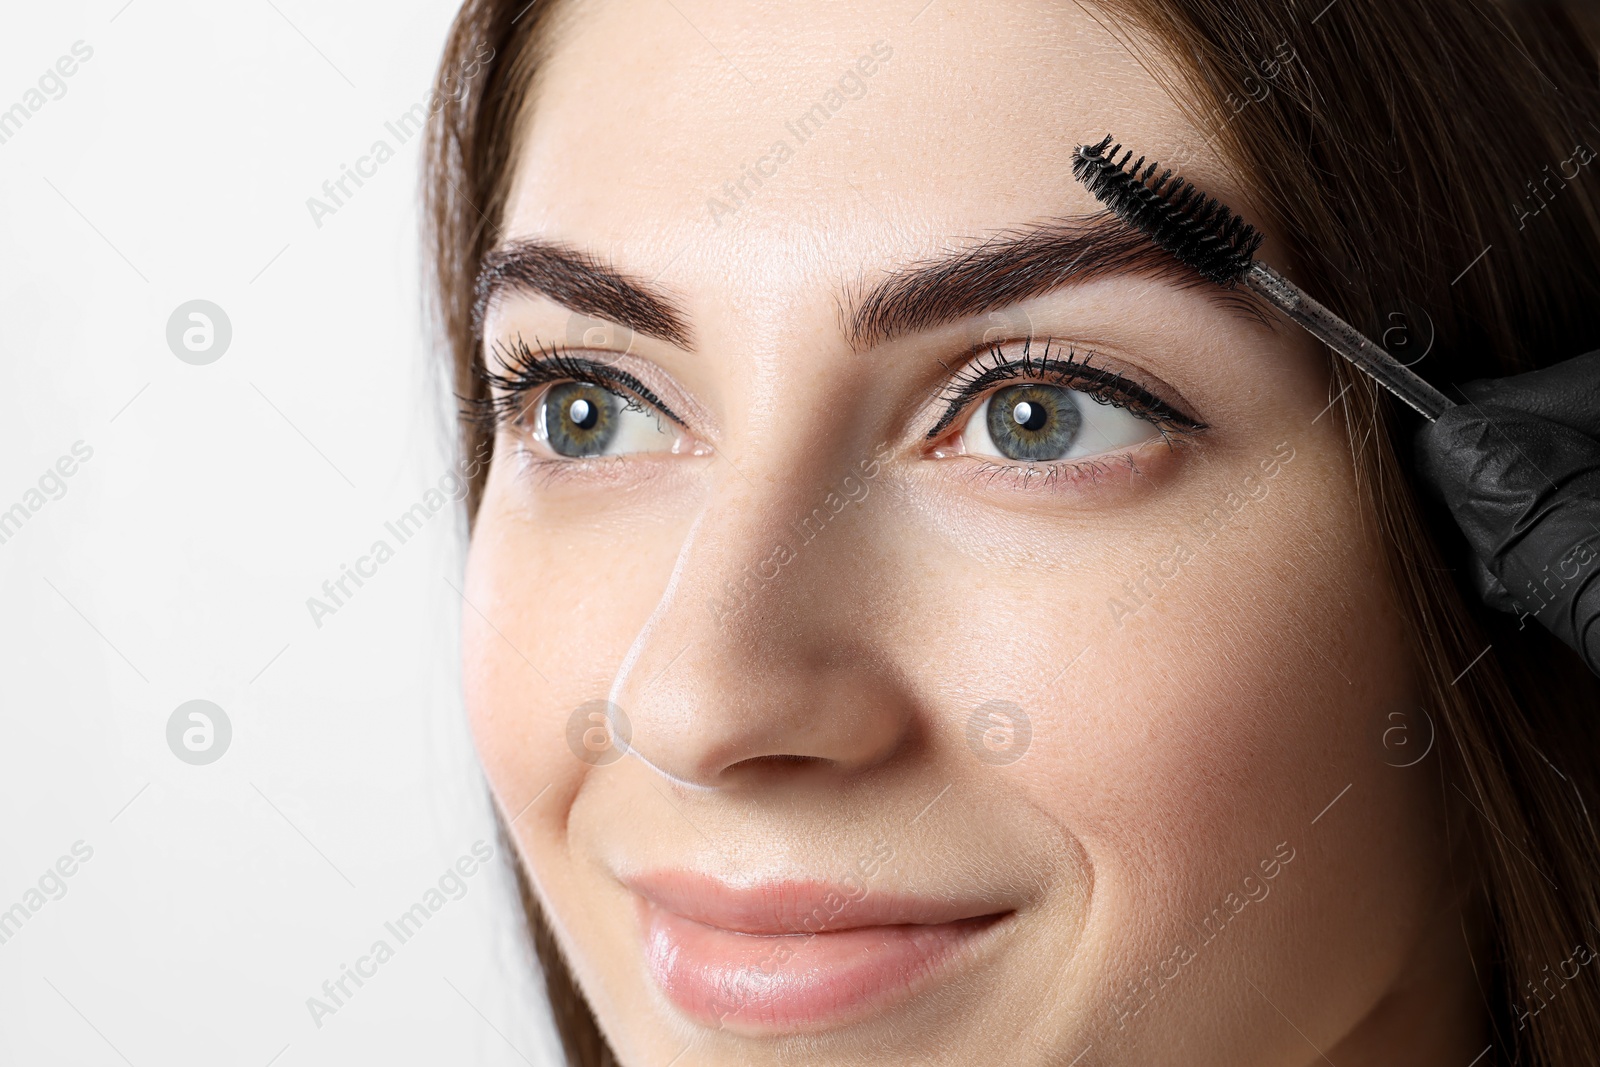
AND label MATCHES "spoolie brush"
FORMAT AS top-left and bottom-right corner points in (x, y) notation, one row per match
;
(1072, 134), (1454, 420)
